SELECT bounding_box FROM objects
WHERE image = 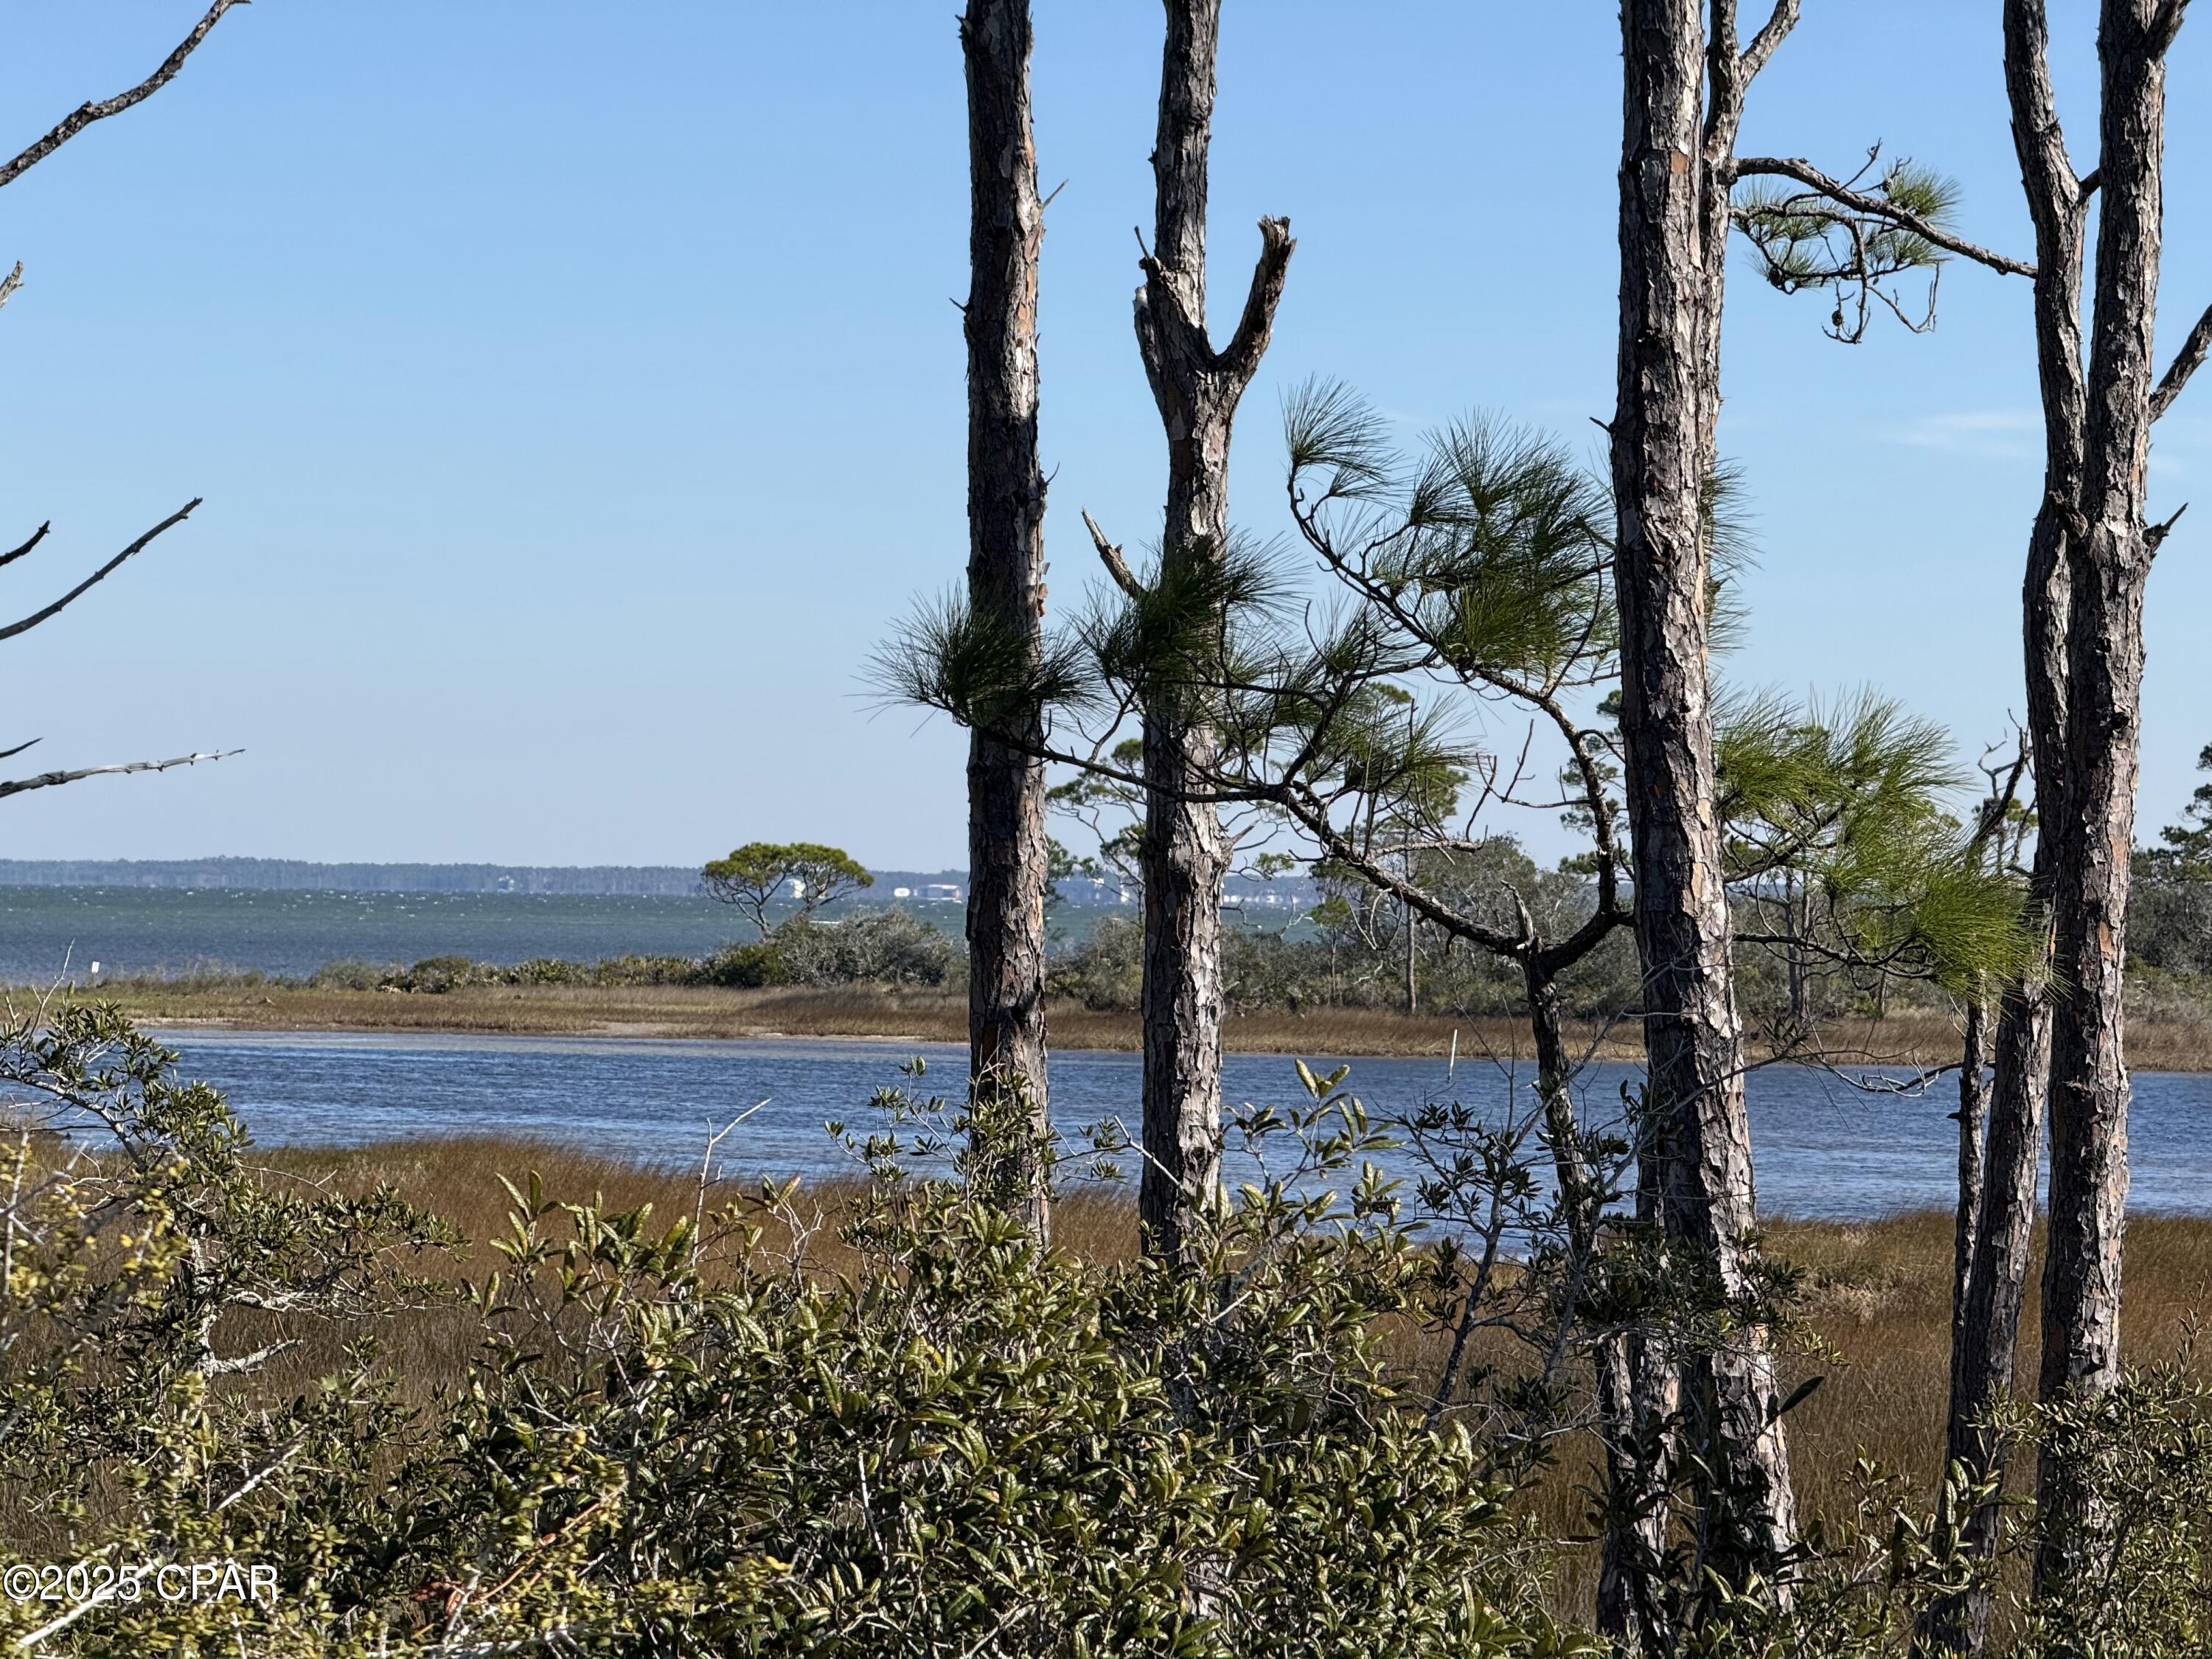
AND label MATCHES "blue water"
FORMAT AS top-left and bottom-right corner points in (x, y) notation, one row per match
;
(122, 1029), (2212, 1220)
(0, 888), (758, 981)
